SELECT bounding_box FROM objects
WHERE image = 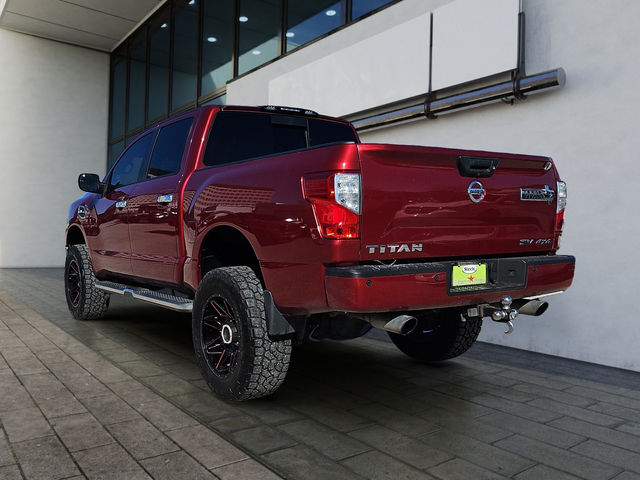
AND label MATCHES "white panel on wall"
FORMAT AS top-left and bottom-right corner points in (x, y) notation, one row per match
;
(432, 0), (521, 91)
(268, 12), (431, 118)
